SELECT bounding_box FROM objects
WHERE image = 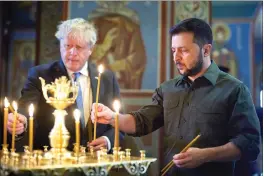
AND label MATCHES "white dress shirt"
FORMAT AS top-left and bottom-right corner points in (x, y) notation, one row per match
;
(66, 62), (111, 151)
